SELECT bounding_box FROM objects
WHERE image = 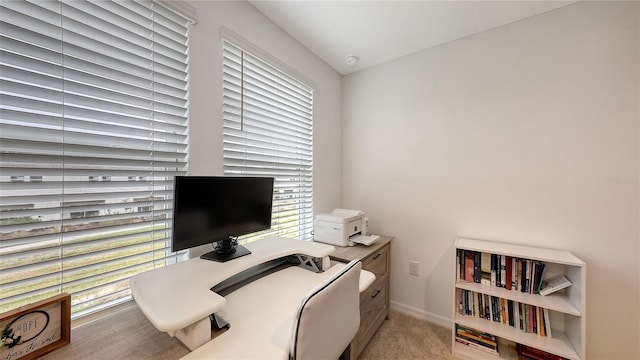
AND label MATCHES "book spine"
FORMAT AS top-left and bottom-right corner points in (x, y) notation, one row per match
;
(537, 306), (545, 337)
(456, 324), (497, 341)
(474, 251), (481, 283)
(520, 259), (527, 293)
(473, 291), (479, 317)
(507, 299), (514, 327)
(514, 301), (520, 330)
(500, 255), (506, 288)
(536, 262), (542, 294)
(491, 254), (497, 286)
(511, 257), (518, 291)
(455, 332), (497, 349)
(465, 252), (475, 282)
(484, 293), (490, 320)
(537, 262), (547, 293)
(543, 308), (552, 338)
(527, 260), (533, 293)
(456, 249), (461, 281)
(505, 256), (513, 290)
(481, 252), (492, 285)
(455, 338), (499, 356)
